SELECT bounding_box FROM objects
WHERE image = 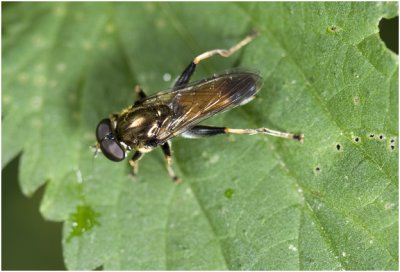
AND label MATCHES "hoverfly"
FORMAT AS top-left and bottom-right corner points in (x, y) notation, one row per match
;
(95, 31), (303, 182)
